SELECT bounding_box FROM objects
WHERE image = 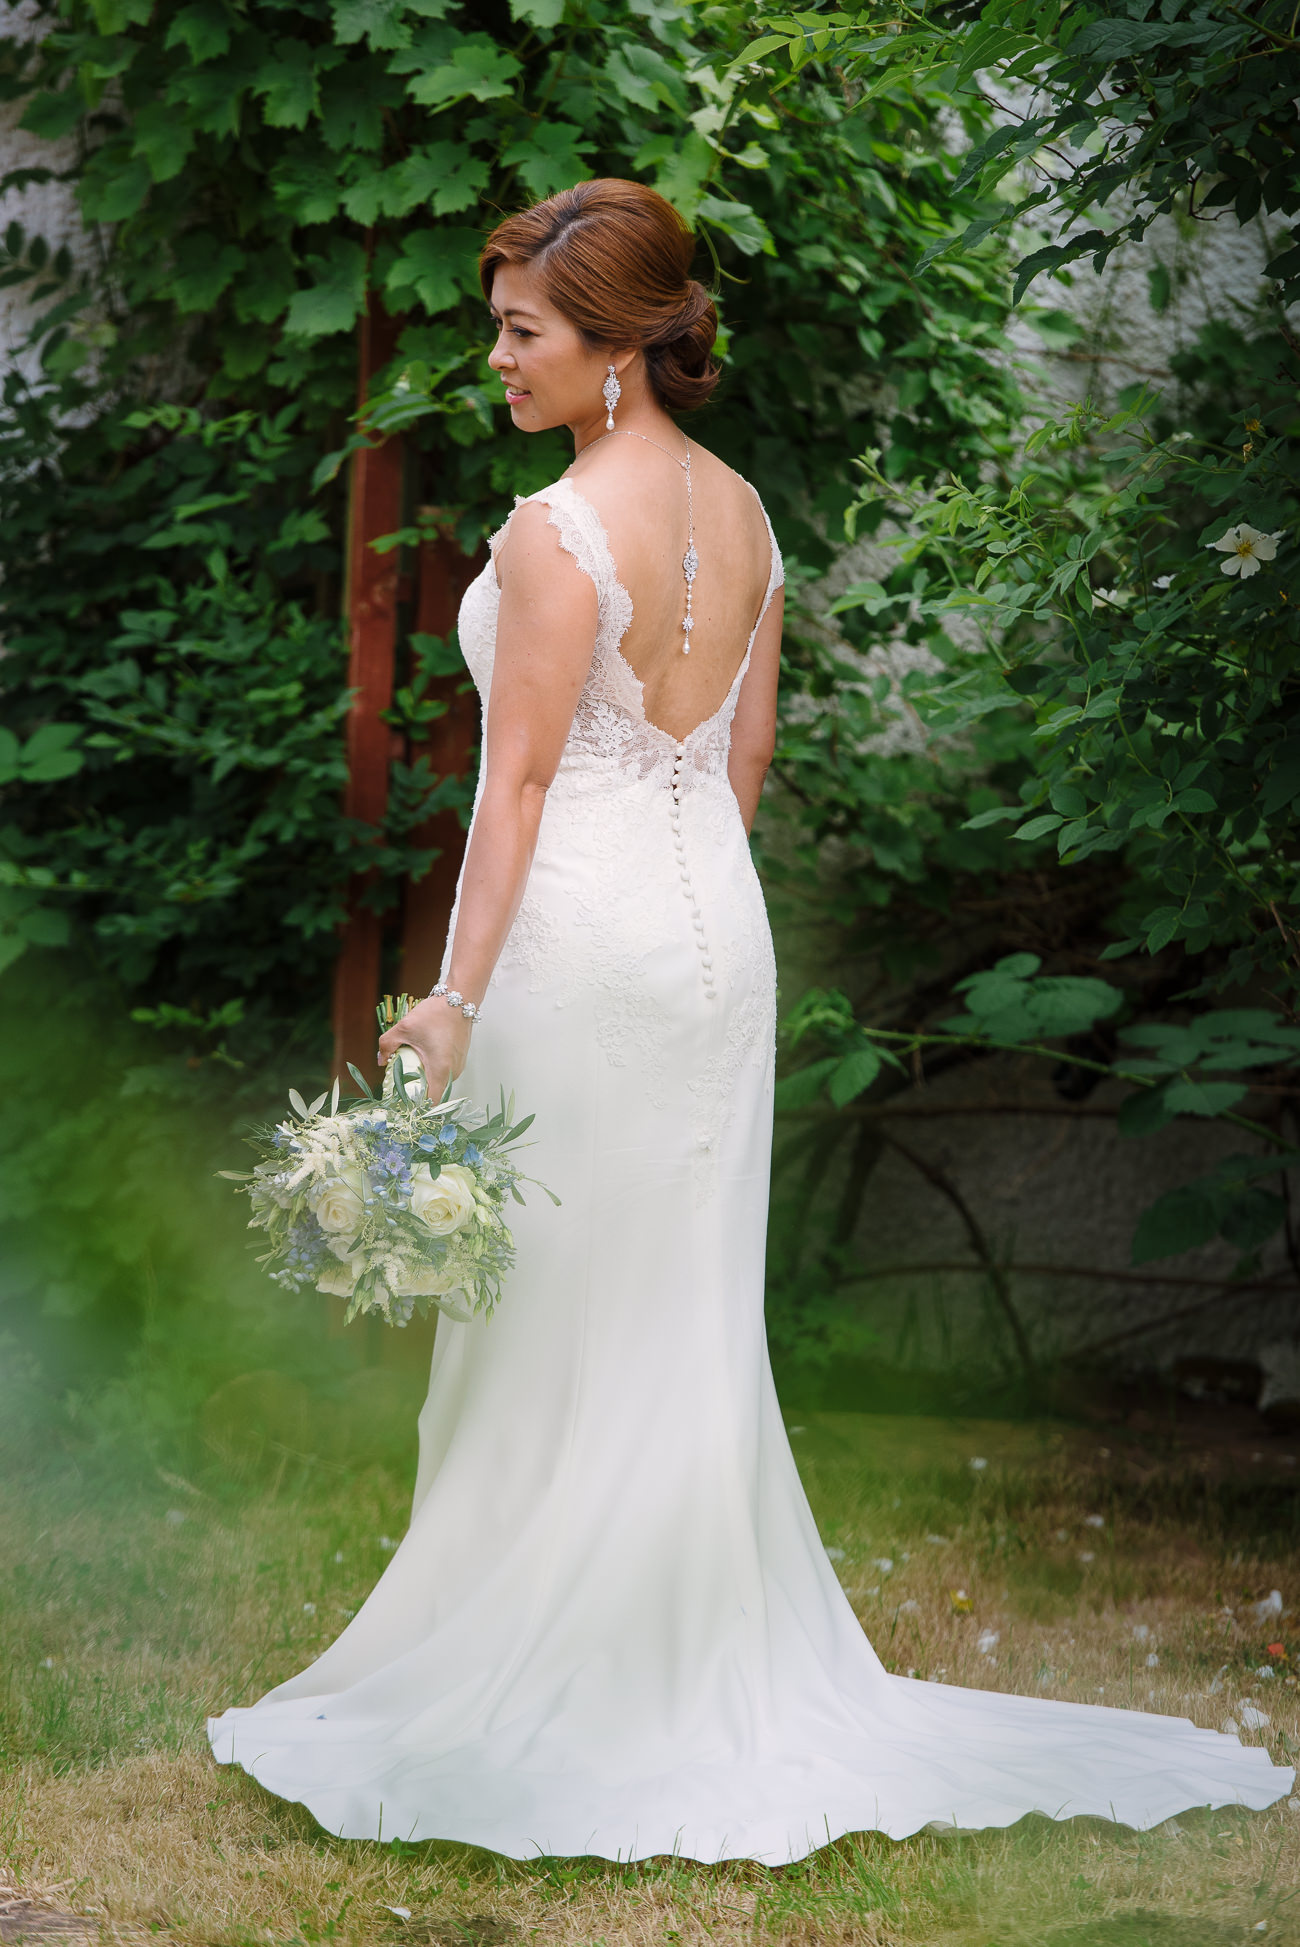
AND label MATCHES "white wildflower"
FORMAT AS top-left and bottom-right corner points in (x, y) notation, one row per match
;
(1146, 1651), (1160, 1667)
(1207, 522), (1284, 578)
(1133, 1624), (1150, 1642)
(1251, 1590), (1285, 1622)
(873, 1557), (894, 1574)
(977, 1628), (1000, 1656)
(968, 1456), (988, 1472)
(1237, 1703), (1271, 1731)
(1083, 1514), (1106, 1528)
